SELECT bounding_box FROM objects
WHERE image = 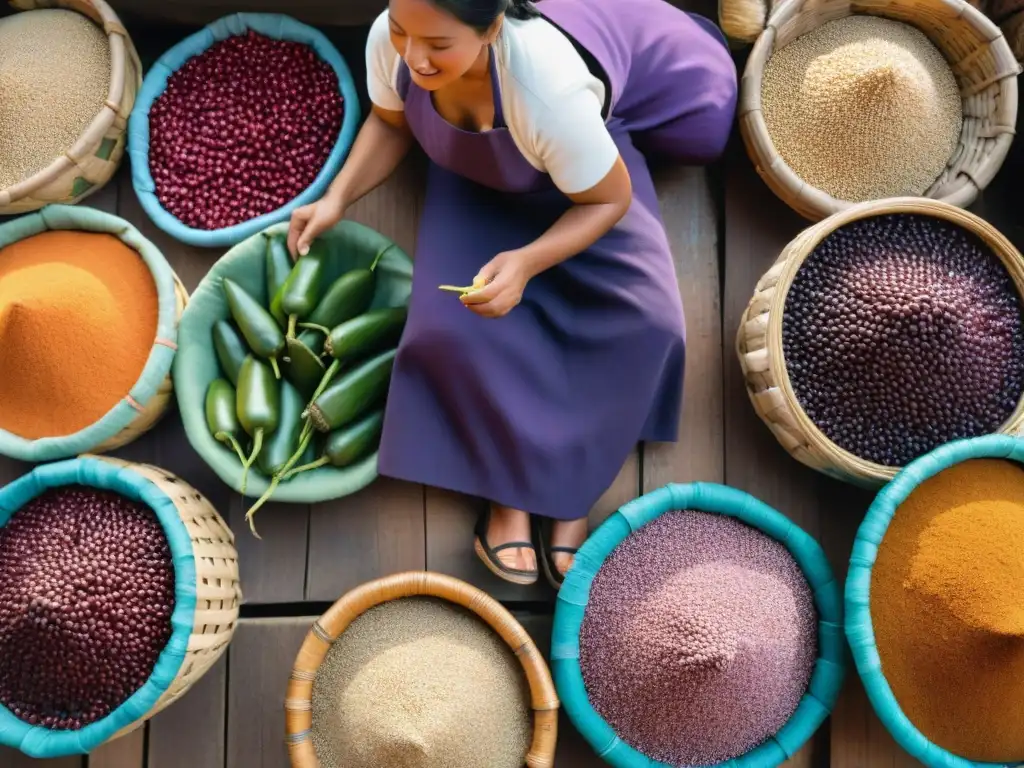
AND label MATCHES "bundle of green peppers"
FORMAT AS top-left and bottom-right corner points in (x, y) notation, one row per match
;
(203, 233), (408, 537)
